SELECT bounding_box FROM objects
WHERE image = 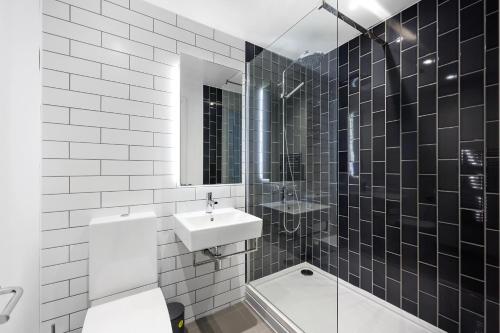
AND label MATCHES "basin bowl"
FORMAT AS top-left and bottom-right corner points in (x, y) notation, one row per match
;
(173, 208), (262, 252)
